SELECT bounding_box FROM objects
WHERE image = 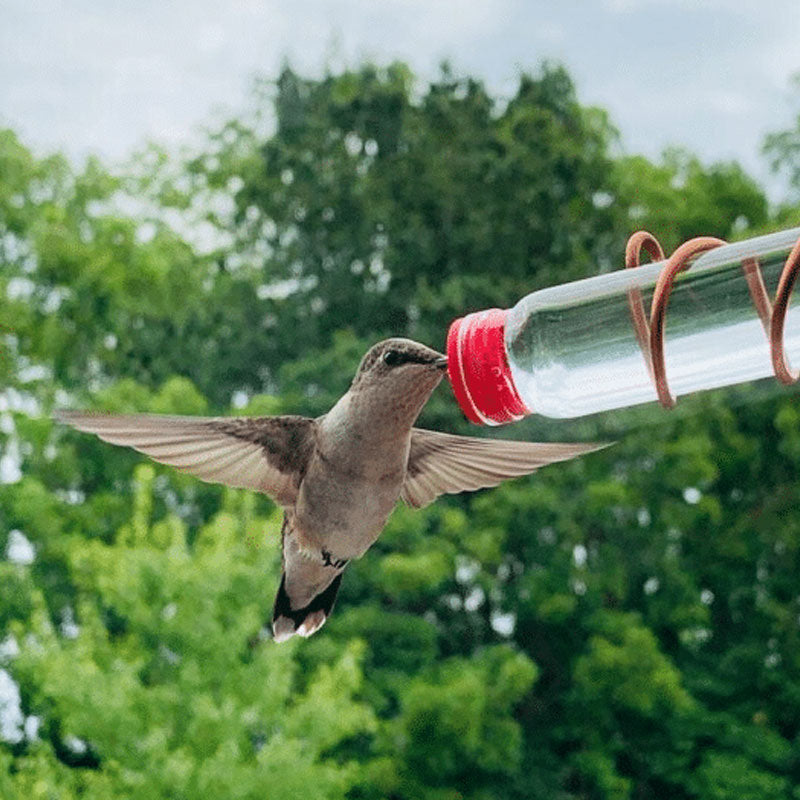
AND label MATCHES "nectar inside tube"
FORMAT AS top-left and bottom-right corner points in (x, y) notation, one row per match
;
(446, 226), (800, 423)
